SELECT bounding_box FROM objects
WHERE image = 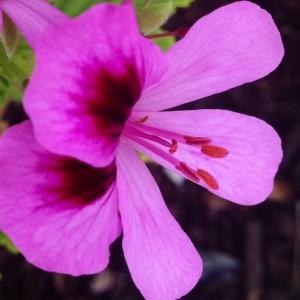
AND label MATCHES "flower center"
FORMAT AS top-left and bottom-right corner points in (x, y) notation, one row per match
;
(123, 116), (229, 190)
